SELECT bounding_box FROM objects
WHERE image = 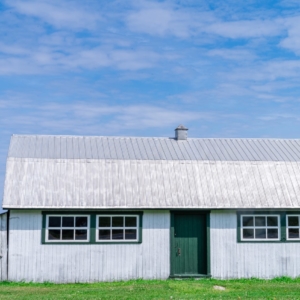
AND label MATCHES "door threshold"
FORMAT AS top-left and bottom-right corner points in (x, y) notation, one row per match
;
(169, 274), (211, 279)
